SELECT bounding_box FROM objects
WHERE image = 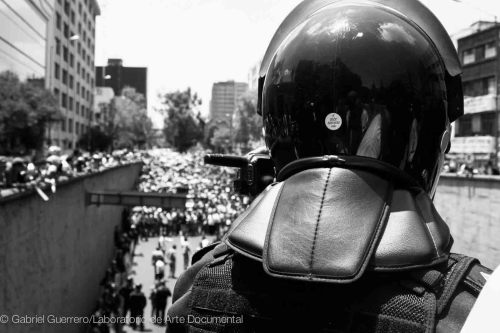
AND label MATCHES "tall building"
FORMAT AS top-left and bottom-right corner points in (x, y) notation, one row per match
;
(209, 81), (248, 127)
(450, 21), (500, 167)
(0, 0), (54, 83)
(247, 60), (261, 91)
(95, 58), (148, 107)
(48, 0), (100, 149)
(93, 86), (114, 128)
